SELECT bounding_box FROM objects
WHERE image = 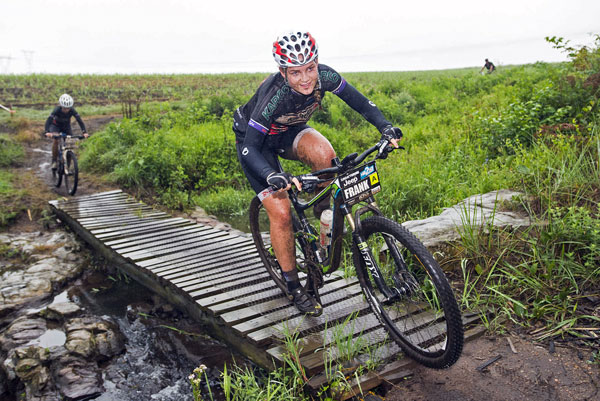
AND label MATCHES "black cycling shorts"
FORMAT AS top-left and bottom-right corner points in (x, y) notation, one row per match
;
(48, 123), (72, 135)
(236, 124), (311, 194)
